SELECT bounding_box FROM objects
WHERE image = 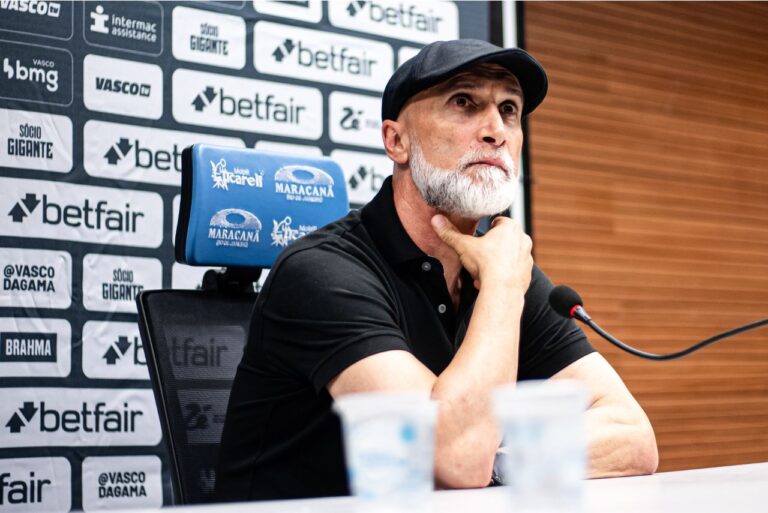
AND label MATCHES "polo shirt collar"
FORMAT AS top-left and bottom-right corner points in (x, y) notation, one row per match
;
(361, 176), (425, 267)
